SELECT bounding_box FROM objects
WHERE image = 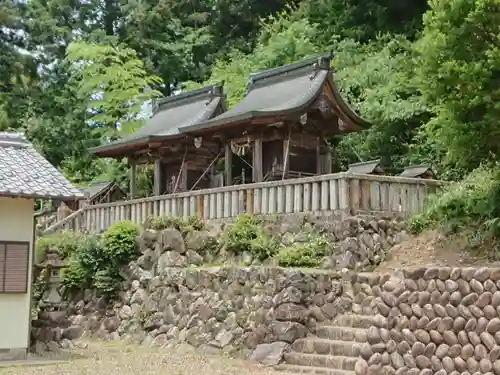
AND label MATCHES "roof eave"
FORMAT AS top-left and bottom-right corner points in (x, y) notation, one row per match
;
(327, 75), (371, 130)
(0, 192), (85, 201)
